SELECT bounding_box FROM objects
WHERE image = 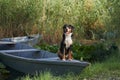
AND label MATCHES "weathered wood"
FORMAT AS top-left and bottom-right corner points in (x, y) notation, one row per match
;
(0, 49), (40, 53)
